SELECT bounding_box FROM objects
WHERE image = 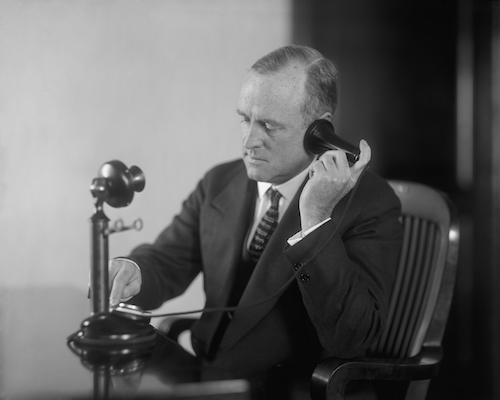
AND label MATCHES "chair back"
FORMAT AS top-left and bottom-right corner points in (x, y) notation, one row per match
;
(368, 181), (459, 359)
